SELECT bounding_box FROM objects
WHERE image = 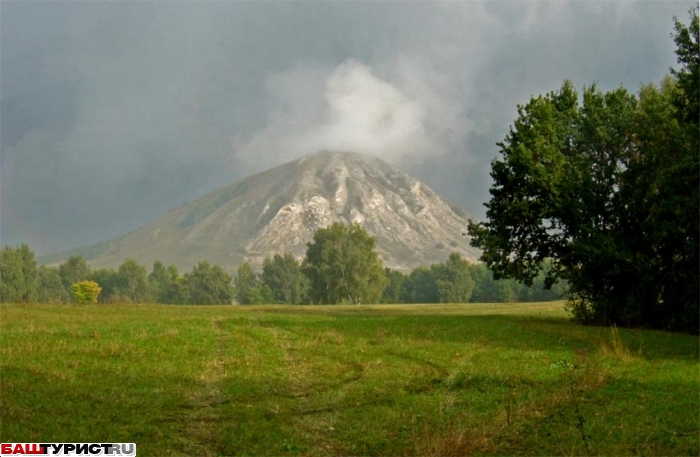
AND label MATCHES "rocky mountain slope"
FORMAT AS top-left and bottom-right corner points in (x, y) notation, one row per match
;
(43, 151), (480, 272)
